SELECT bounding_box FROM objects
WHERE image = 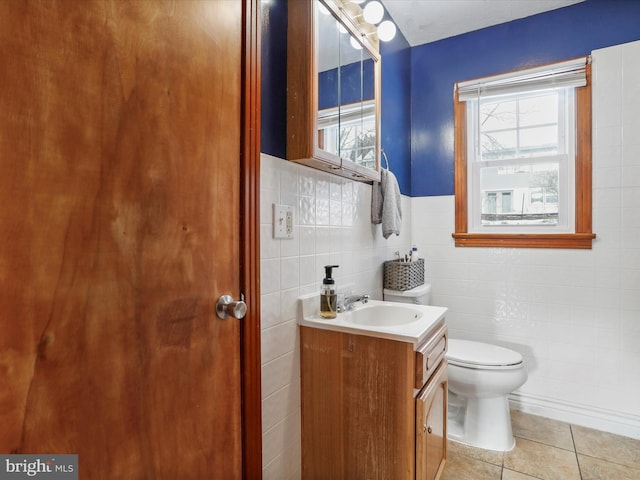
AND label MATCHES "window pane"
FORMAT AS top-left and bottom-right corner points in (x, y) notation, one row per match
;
(519, 125), (558, 157)
(478, 91), (561, 161)
(480, 100), (516, 130)
(480, 162), (560, 226)
(481, 130), (517, 160)
(519, 93), (558, 127)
